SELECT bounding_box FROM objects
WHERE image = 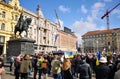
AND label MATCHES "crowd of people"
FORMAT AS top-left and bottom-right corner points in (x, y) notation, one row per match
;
(0, 52), (120, 79)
